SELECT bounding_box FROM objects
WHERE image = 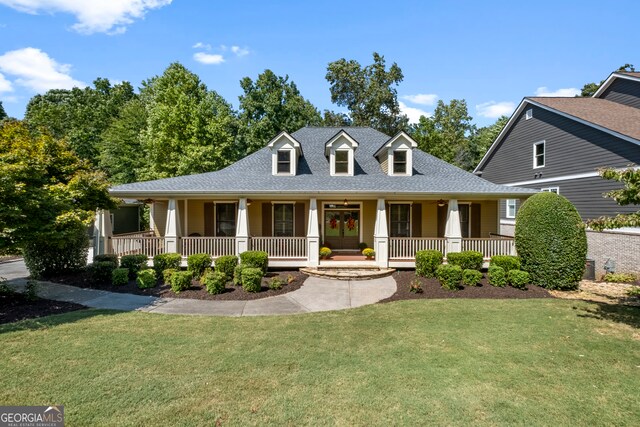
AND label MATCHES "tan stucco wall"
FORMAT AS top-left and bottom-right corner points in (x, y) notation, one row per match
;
(421, 201), (438, 237)
(186, 200), (205, 236)
(361, 200), (377, 247)
(248, 202), (262, 236)
(480, 200), (498, 237)
(151, 201), (167, 236)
